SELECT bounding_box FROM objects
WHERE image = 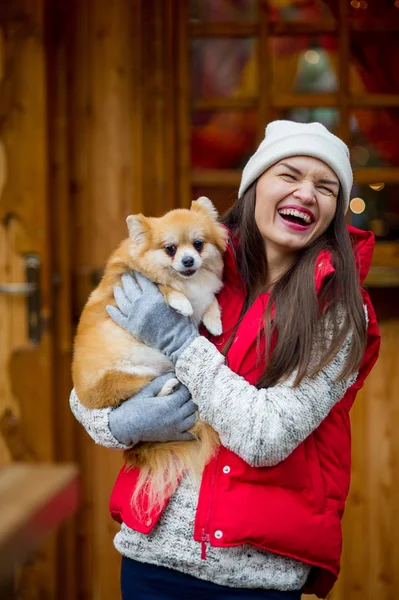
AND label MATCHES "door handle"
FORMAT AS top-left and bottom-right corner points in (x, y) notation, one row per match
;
(0, 254), (41, 343)
(0, 282), (37, 294)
